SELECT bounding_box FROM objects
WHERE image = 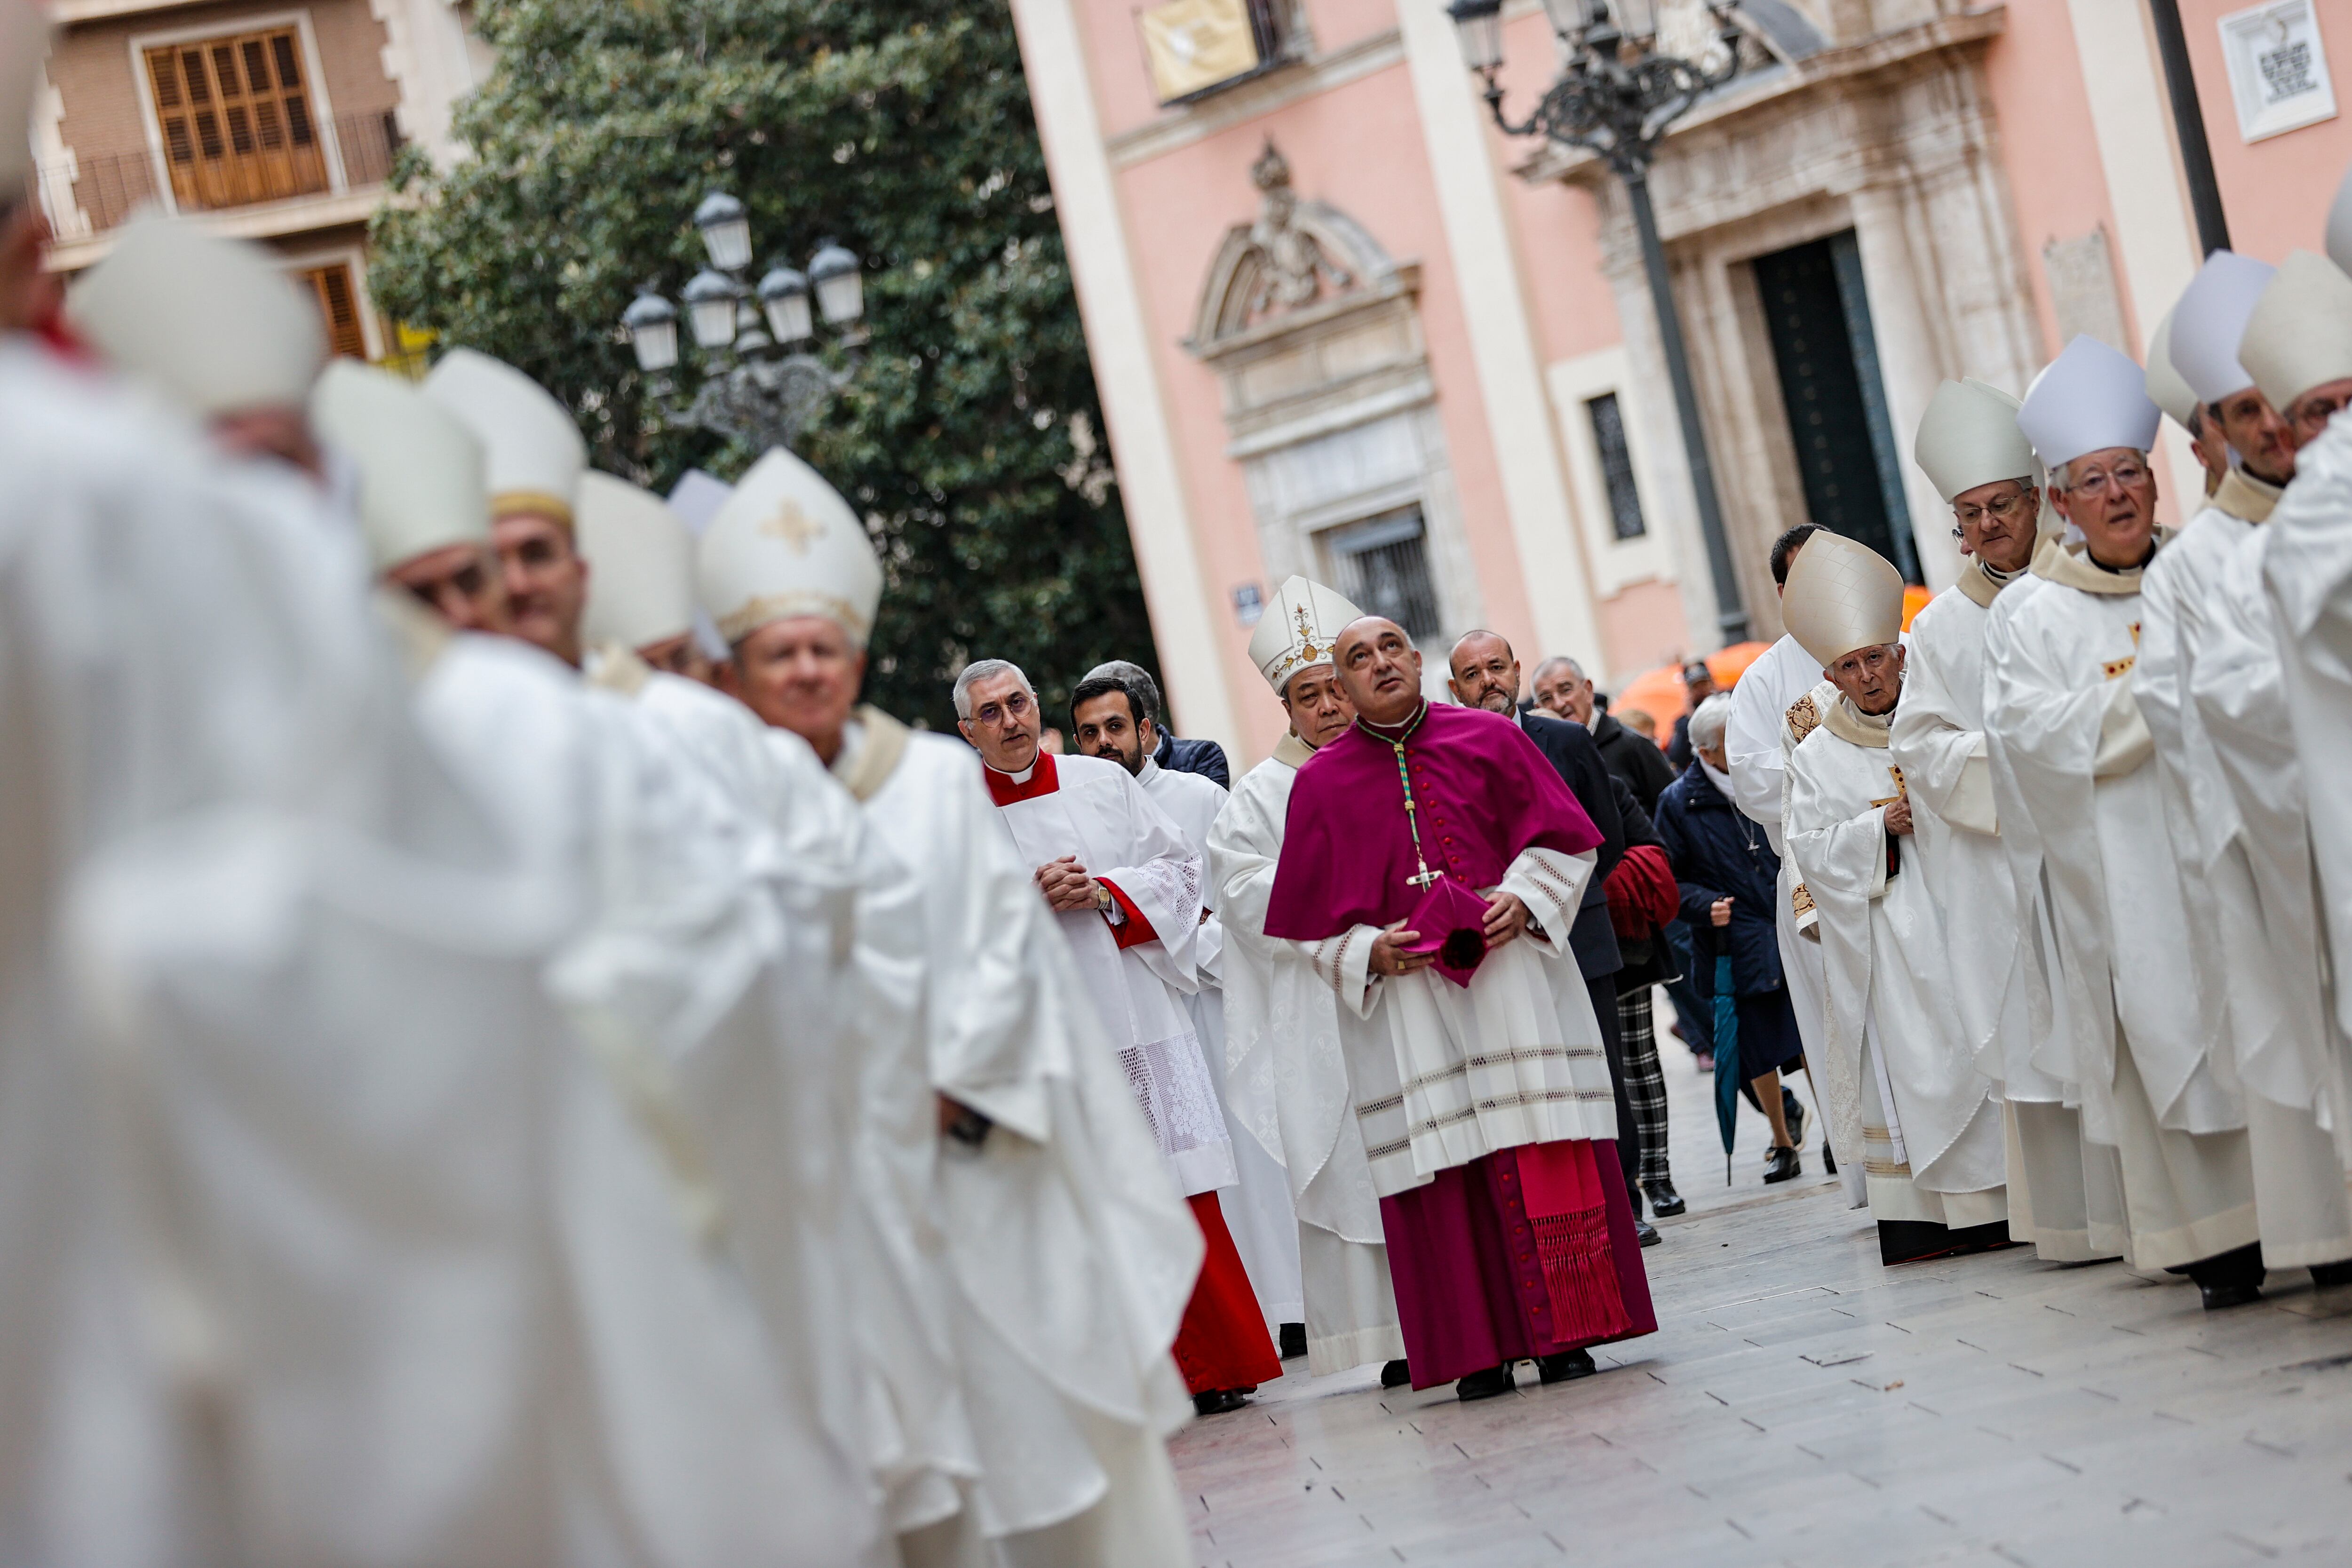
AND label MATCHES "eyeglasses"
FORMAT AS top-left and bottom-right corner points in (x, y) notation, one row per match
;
(971, 691), (1032, 726)
(2067, 461), (2147, 500)
(1950, 489), (2033, 540)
